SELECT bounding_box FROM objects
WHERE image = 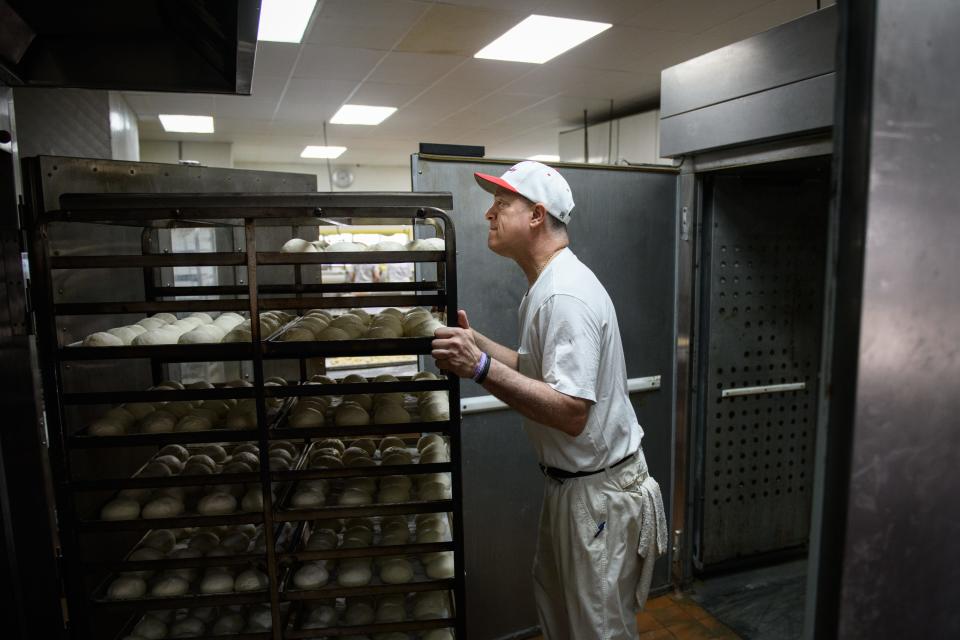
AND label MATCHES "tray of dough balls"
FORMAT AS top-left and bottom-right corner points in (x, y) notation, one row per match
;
(280, 513), (455, 601)
(64, 311), (295, 358)
(274, 372), (450, 438)
(95, 523), (286, 609)
(276, 434), (452, 517)
(93, 440), (305, 529)
(278, 235), (445, 257)
(268, 307), (446, 344)
(72, 378), (294, 443)
(121, 602), (278, 639)
(285, 590), (456, 639)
